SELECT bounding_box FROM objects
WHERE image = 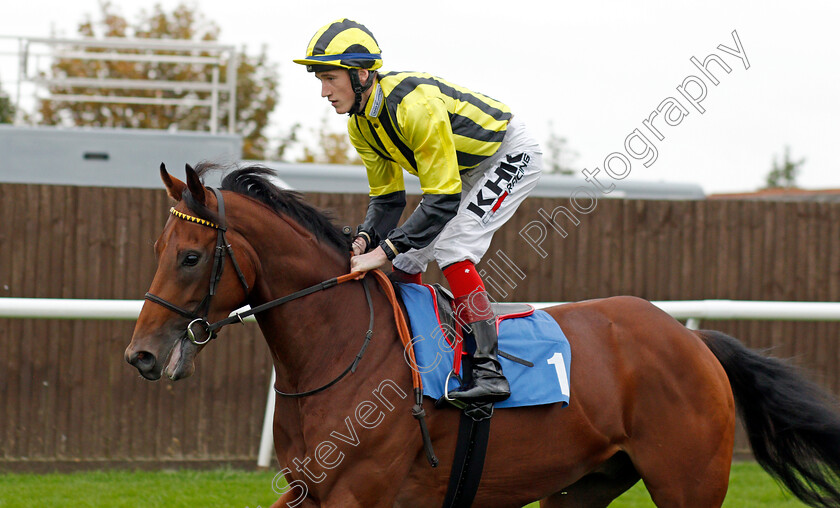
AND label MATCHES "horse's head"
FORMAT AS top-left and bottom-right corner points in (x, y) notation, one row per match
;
(125, 163), (256, 381)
